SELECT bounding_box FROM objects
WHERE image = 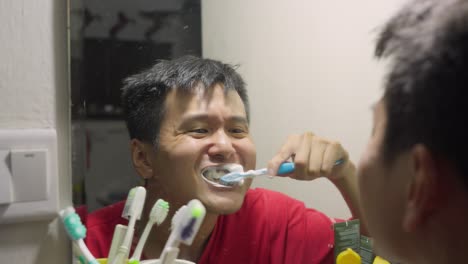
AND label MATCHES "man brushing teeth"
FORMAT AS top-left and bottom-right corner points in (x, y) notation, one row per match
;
(84, 56), (365, 264)
(201, 164), (243, 187)
(140, 80), (256, 217)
